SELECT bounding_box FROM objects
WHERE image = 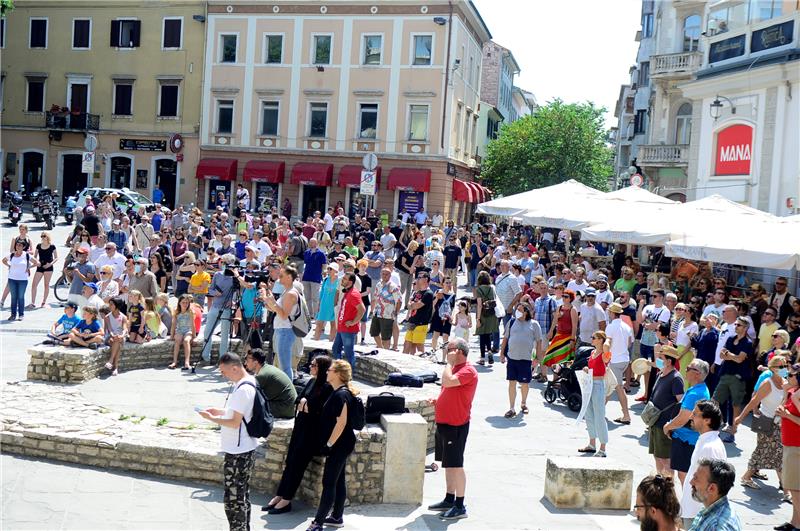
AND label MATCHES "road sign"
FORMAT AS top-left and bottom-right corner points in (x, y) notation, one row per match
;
(81, 152), (96, 173)
(360, 170), (377, 195)
(630, 173), (643, 187)
(84, 135), (98, 152)
(362, 153), (378, 171)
